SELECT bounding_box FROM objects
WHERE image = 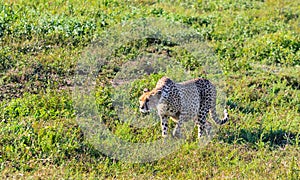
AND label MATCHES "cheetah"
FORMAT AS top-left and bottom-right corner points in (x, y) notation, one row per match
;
(139, 76), (228, 139)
